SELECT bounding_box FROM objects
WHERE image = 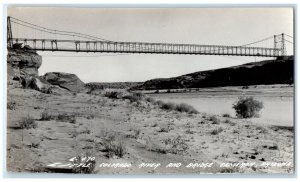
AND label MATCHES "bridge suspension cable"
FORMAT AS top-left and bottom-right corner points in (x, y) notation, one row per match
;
(10, 17), (111, 42)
